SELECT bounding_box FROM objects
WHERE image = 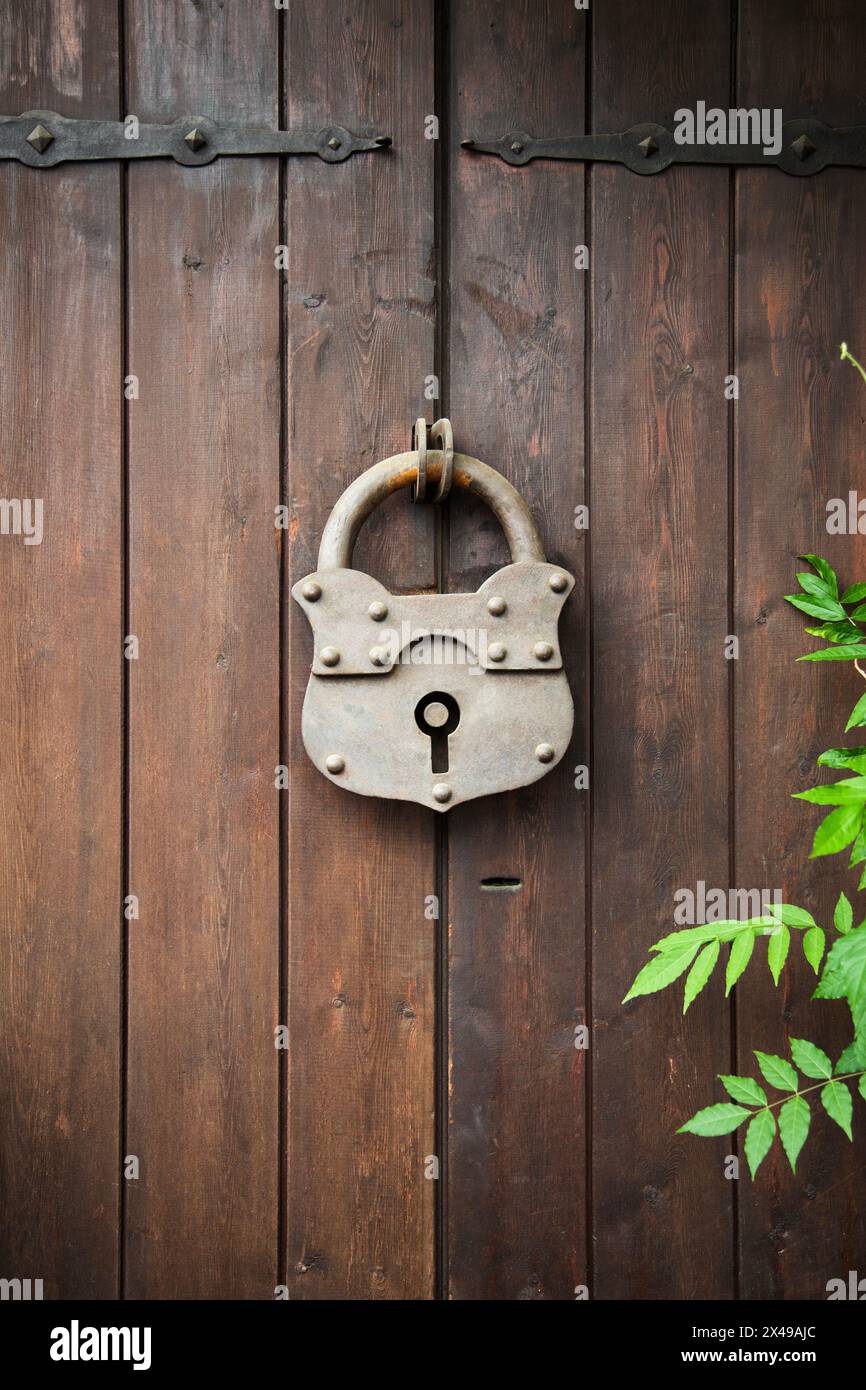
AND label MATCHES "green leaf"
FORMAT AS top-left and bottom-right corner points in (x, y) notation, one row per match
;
(835, 892), (854, 934)
(798, 644), (866, 661)
(850, 830), (866, 869)
(790, 1037), (833, 1079)
(815, 924), (866, 1021)
(847, 689), (866, 731)
(837, 1035), (866, 1072)
(719, 1074), (767, 1106)
(767, 924), (790, 985)
(767, 903), (817, 929)
(754, 1050), (798, 1092)
(803, 926), (825, 973)
(778, 1095), (811, 1172)
(801, 554), (839, 596)
(785, 594), (847, 621)
(850, 603), (866, 621)
(818, 747), (866, 770)
(796, 572), (835, 600)
(678, 1103), (753, 1137)
(650, 922), (736, 953)
(726, 929), (755, 995)
(744, 1108), (776, 1178)
(810, 803), (863, 858)
(821, 1080), (854, 1139)
(859, 1076), (866, 1104)
(622, 942), (698, 1003)
(683, 939), (720, 1014)
(841, 582), (866, 605)
(794, 778), (866, 804)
